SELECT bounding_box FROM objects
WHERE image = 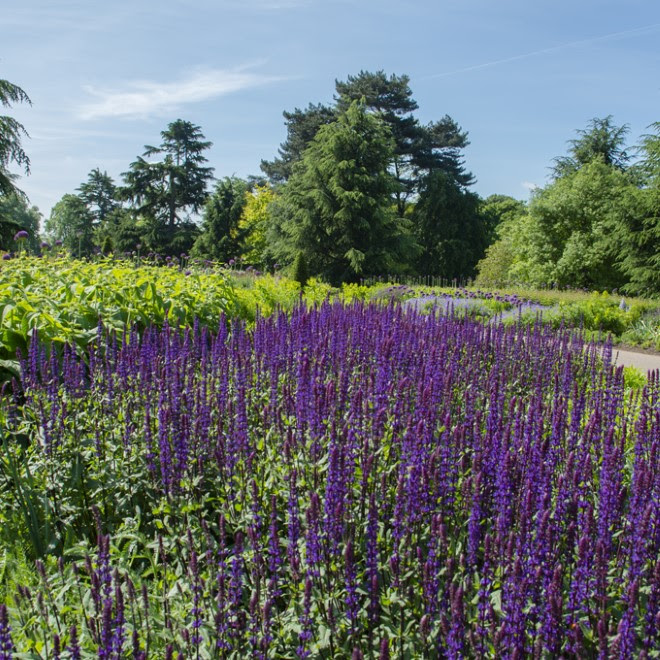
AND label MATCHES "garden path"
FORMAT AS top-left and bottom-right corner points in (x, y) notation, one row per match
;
(611, 347), (660, 373)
